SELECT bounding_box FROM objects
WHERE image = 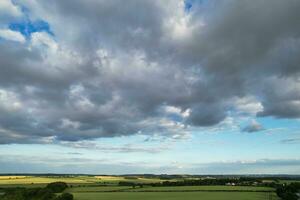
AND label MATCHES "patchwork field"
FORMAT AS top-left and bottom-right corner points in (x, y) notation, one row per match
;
(0, 175), (166, 184)
(0, 176), (93, 188)
(0, 176), (281, 200)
